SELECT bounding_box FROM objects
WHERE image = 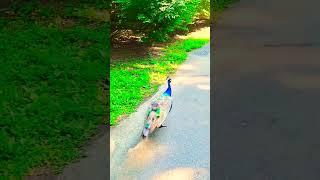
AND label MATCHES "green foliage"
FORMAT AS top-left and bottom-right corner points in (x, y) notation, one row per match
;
(110, 38), (209, 125)
(113, 0), (203, 42)
(197, 0), (210, 19)
(212, 0), (238, 11)
(0, 3), (108, 178)
(9, 0), (110, 19)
